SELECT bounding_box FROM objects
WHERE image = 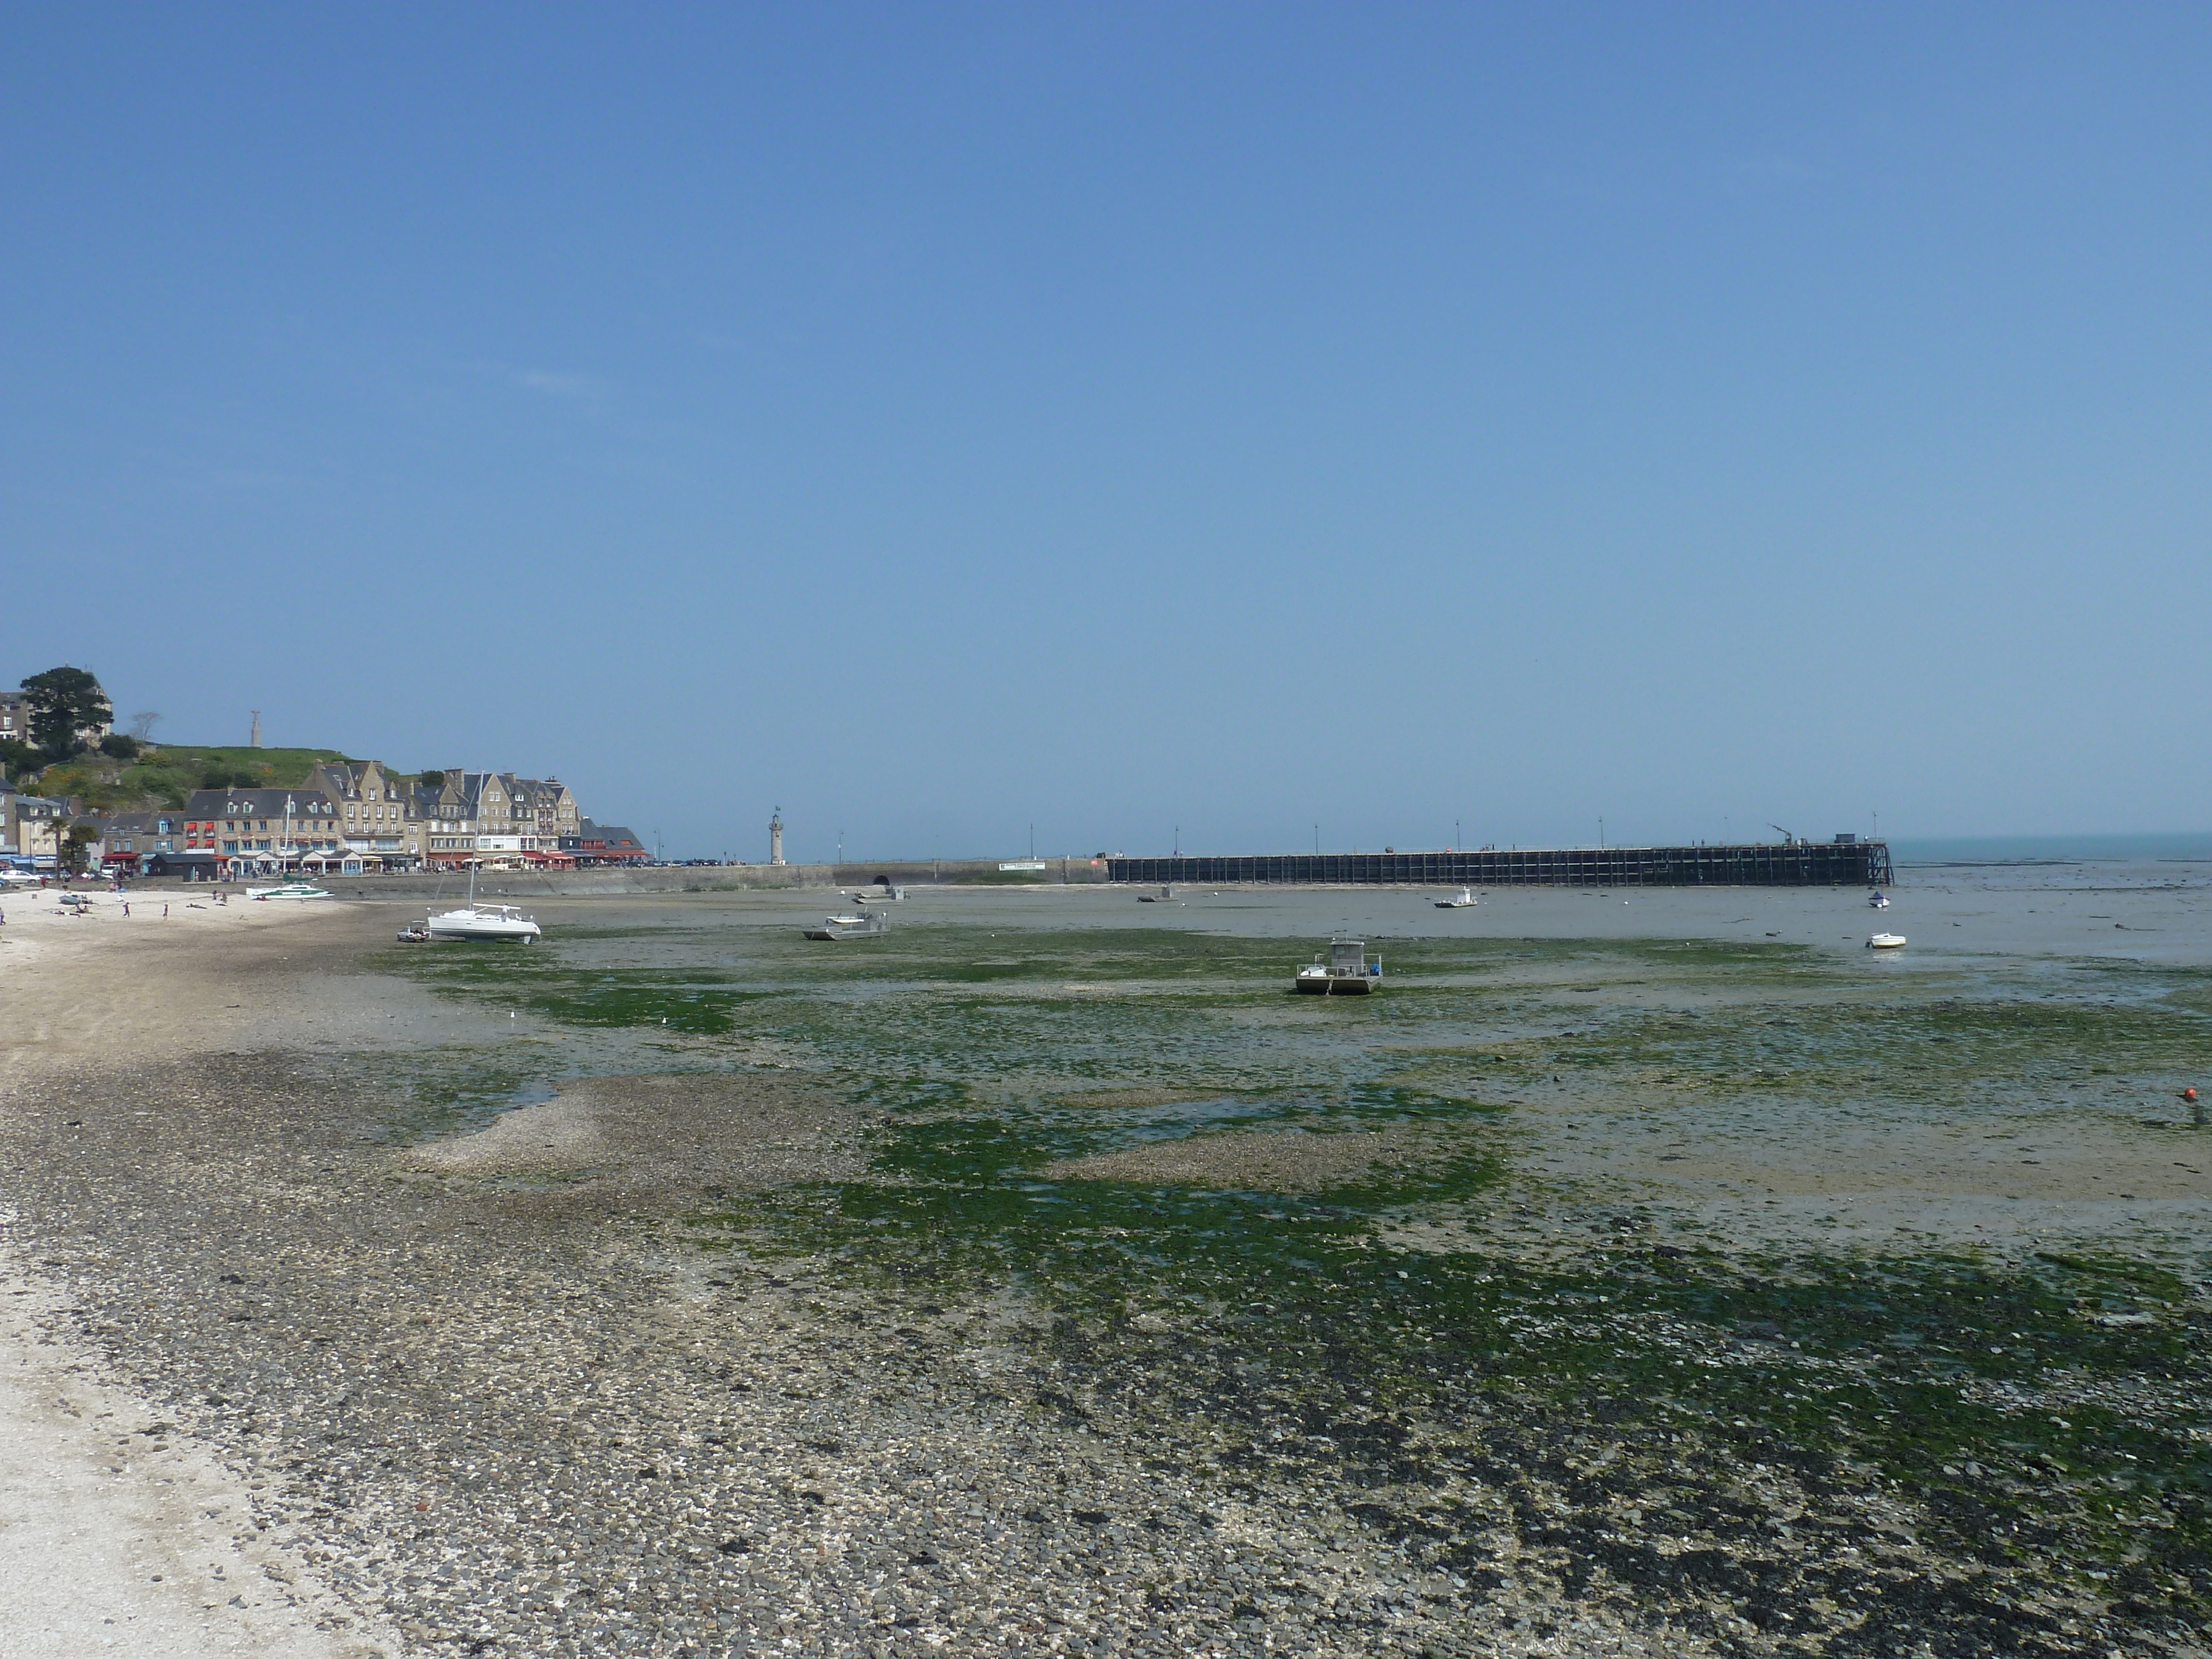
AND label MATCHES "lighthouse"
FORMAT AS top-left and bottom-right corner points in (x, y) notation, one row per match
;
(769, 808), (785, 865)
